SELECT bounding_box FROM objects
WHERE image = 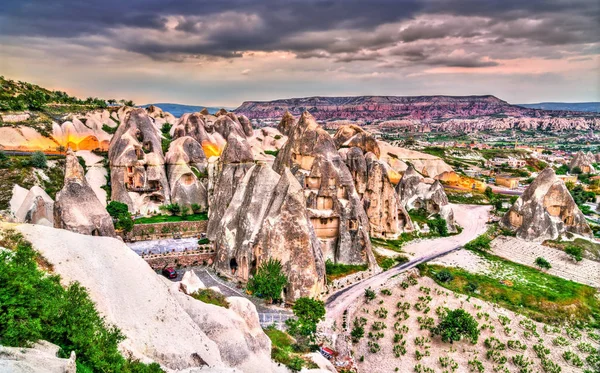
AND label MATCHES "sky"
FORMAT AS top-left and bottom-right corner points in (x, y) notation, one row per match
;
(0, 0), (599, 107)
